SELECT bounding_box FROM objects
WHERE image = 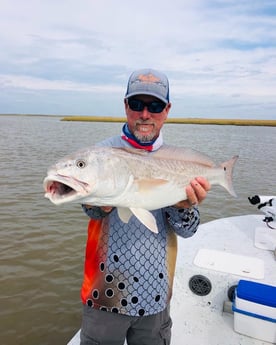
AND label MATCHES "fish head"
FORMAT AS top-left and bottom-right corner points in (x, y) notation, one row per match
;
(43, 146), (131, 206)
(43, 147), (104, 205)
